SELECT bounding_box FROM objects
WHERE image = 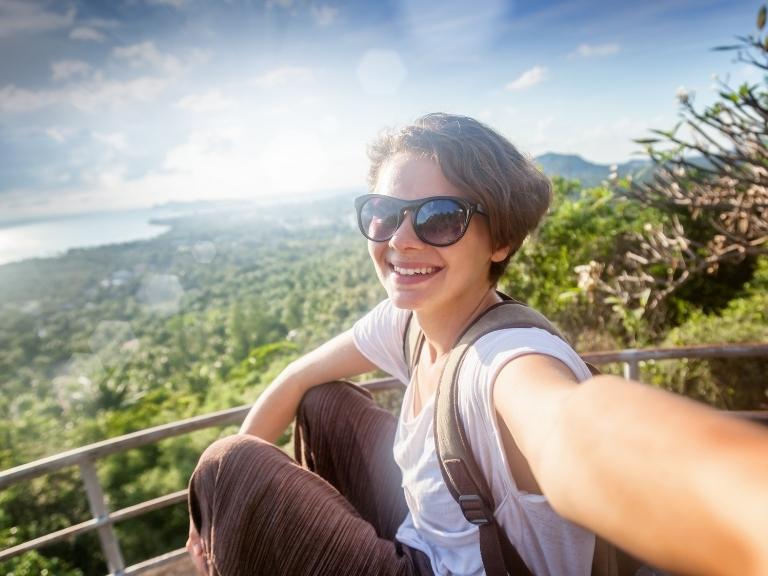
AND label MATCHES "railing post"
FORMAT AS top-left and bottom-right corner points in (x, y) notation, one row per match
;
(79, 458), (125, 575)
(623, 351), (640, 382)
